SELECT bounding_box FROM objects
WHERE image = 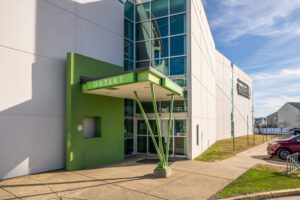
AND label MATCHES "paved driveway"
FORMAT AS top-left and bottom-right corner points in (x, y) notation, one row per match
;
(0, 143), (279, 200)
